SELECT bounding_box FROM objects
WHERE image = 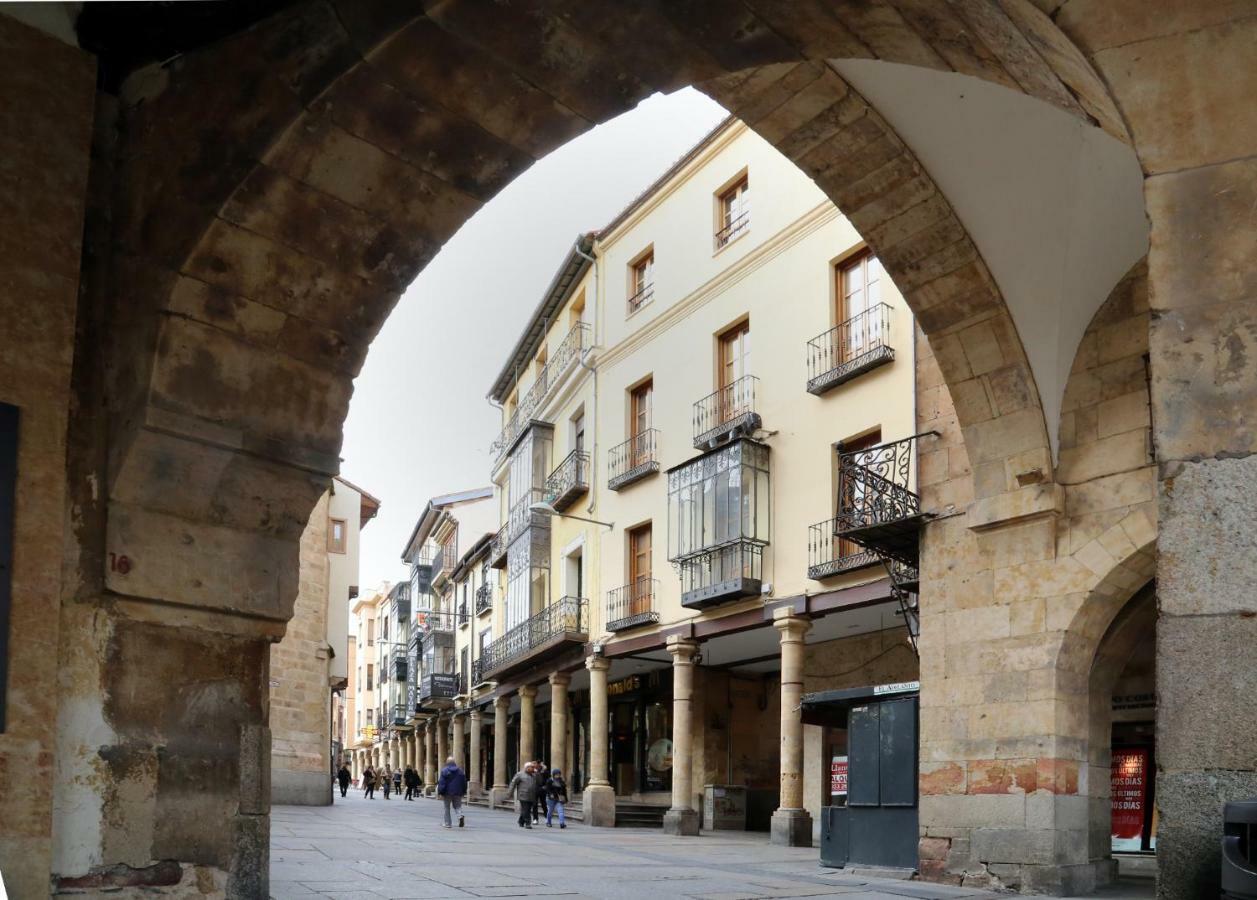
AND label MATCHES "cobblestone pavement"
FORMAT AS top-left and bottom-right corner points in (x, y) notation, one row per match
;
(270, 793), (1152, 900)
